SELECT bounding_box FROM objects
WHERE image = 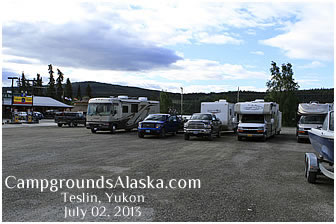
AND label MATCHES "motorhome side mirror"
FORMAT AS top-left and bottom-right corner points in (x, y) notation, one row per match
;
(232, 117), (236, 123)
(271, 118), (274, 124)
